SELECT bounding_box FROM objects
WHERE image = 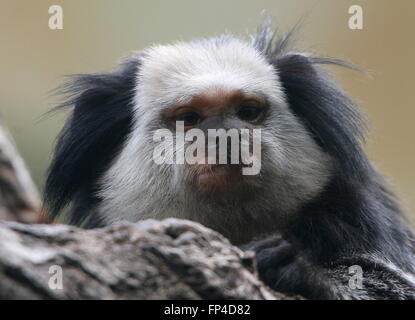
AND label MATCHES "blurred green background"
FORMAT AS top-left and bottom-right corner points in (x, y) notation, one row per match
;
(1, 0), (414, 220)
